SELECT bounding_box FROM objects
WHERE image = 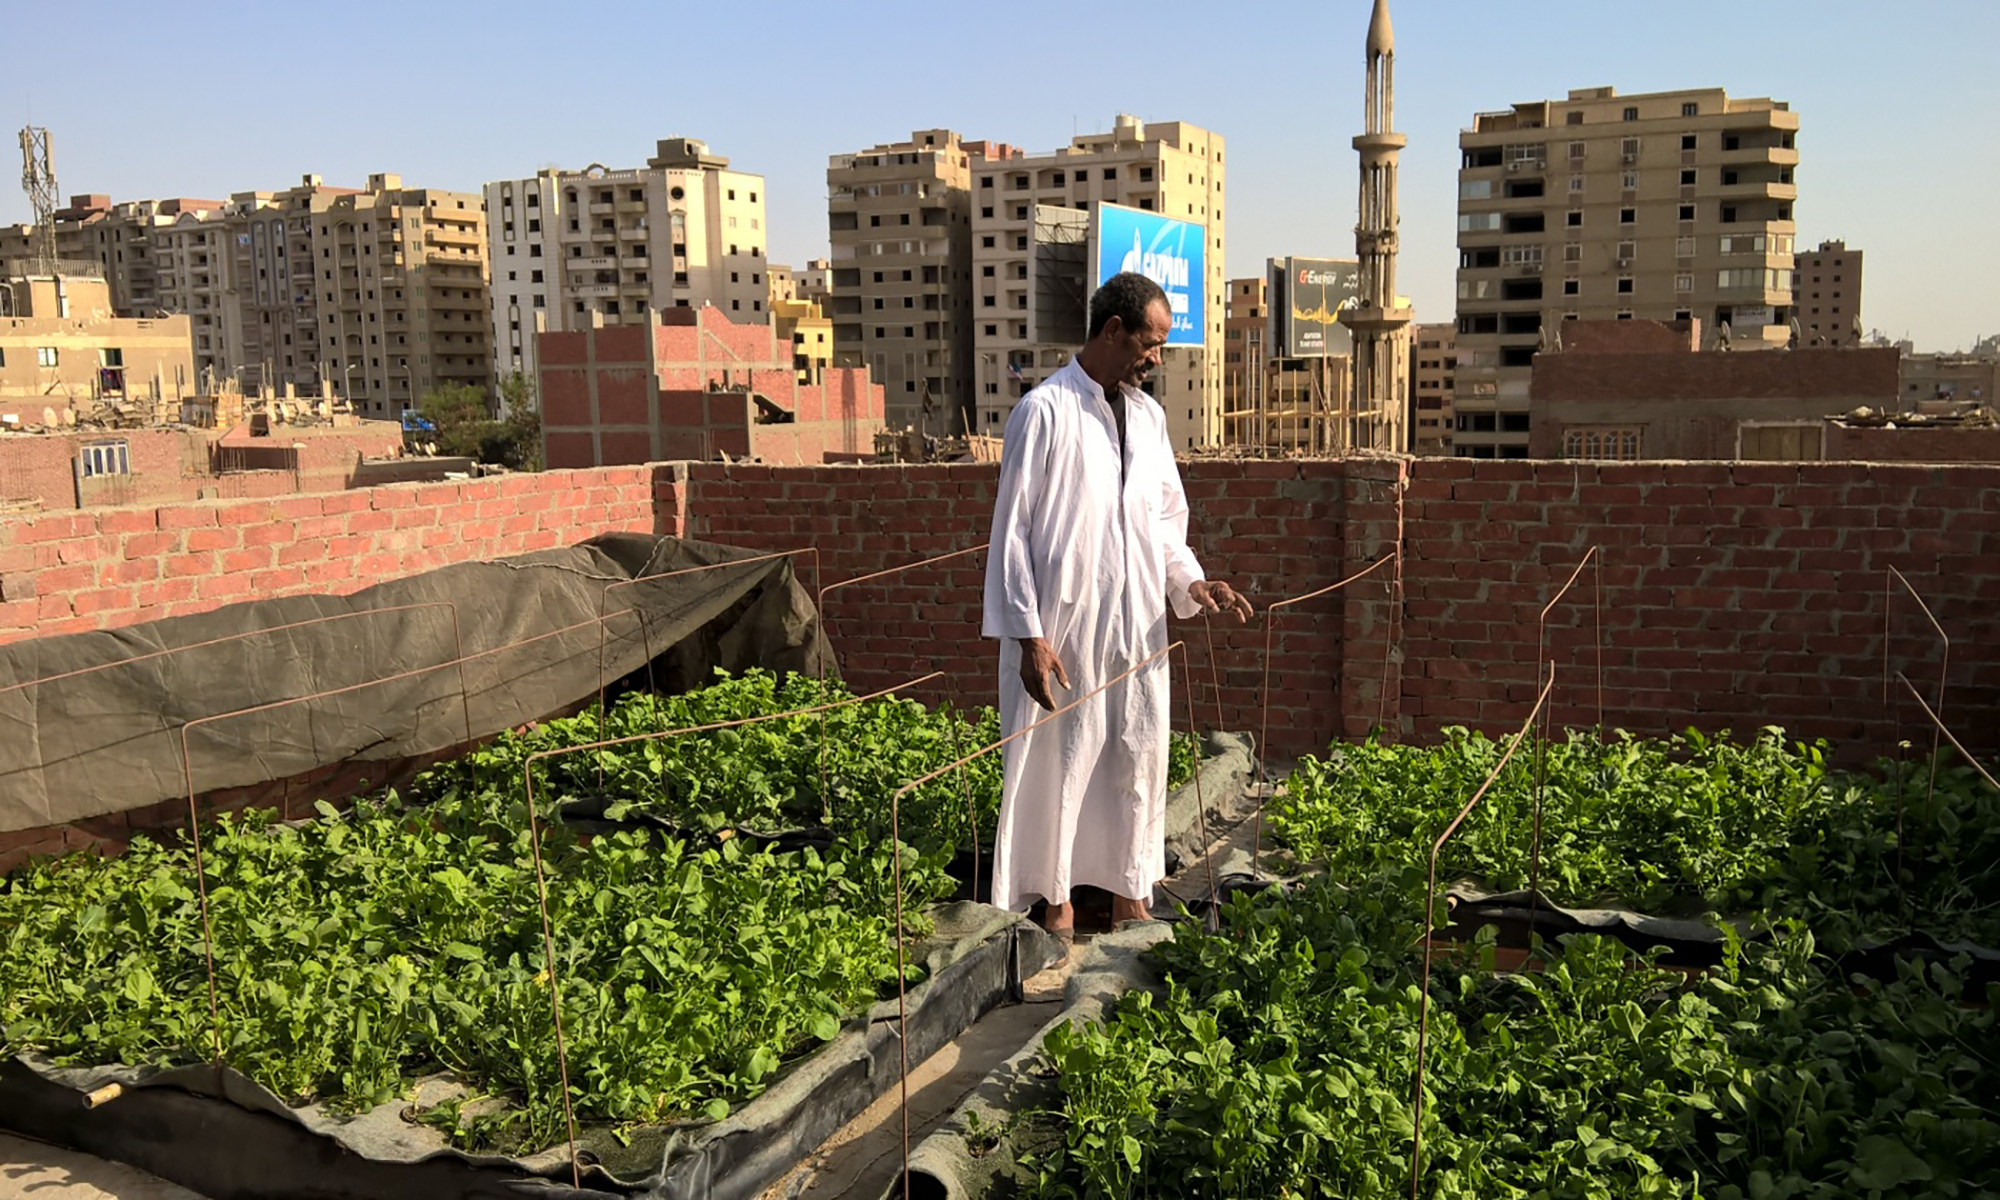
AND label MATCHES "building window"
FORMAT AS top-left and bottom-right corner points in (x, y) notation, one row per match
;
(80, 439), (130, 477)
(1678, 204), (1695, 221)
(1138, 166), (1154, 181)
(981, 235), (995, 248)
(1679, 169), (1695, 186)
(1680, 133), (1697, 150)
(1621, 171), (1638, 190)
(1567, 175), (1585, 193)
(1616, 277), (1634, 294)
(1566, 210), (1583, 227)
(1562, 244), (1582, 262)
(1622, 106), (1639, 122)
(1567, 141), (1585, 160)
(1674, 273), (1693, 292)
(1681, 101), (1699, 117)
(36, 346), (59, 367)
(1618, 208), (1635, 224)
(1562, 279), (1579, 296)
(1564, 426), (1641, 460)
